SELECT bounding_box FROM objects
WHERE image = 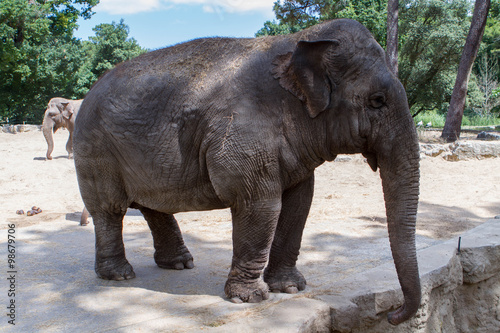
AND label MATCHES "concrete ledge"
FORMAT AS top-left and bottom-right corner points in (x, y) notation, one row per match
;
(317, 218), (500, 332)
